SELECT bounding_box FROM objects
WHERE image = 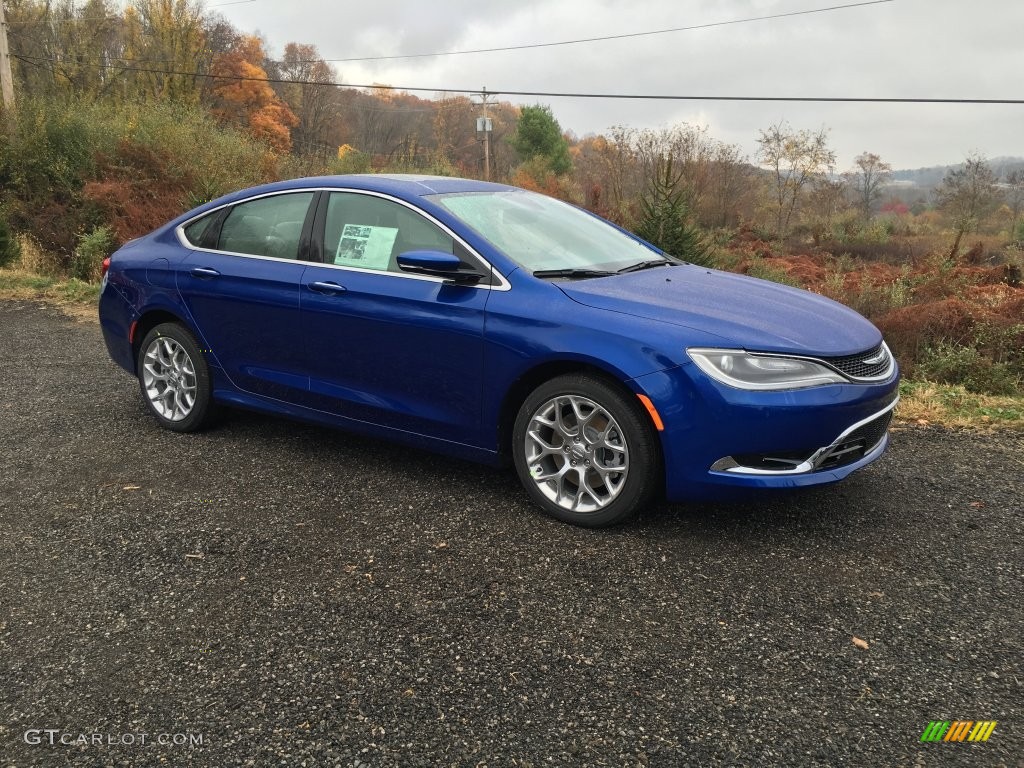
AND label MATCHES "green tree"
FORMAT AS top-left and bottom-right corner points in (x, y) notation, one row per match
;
(510, 105), (572, 176)
(635, 155), (711, 266)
